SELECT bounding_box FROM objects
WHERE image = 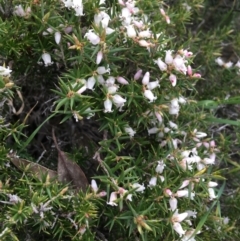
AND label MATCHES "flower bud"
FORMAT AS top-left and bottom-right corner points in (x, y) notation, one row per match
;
(54, 31), (61, 44)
